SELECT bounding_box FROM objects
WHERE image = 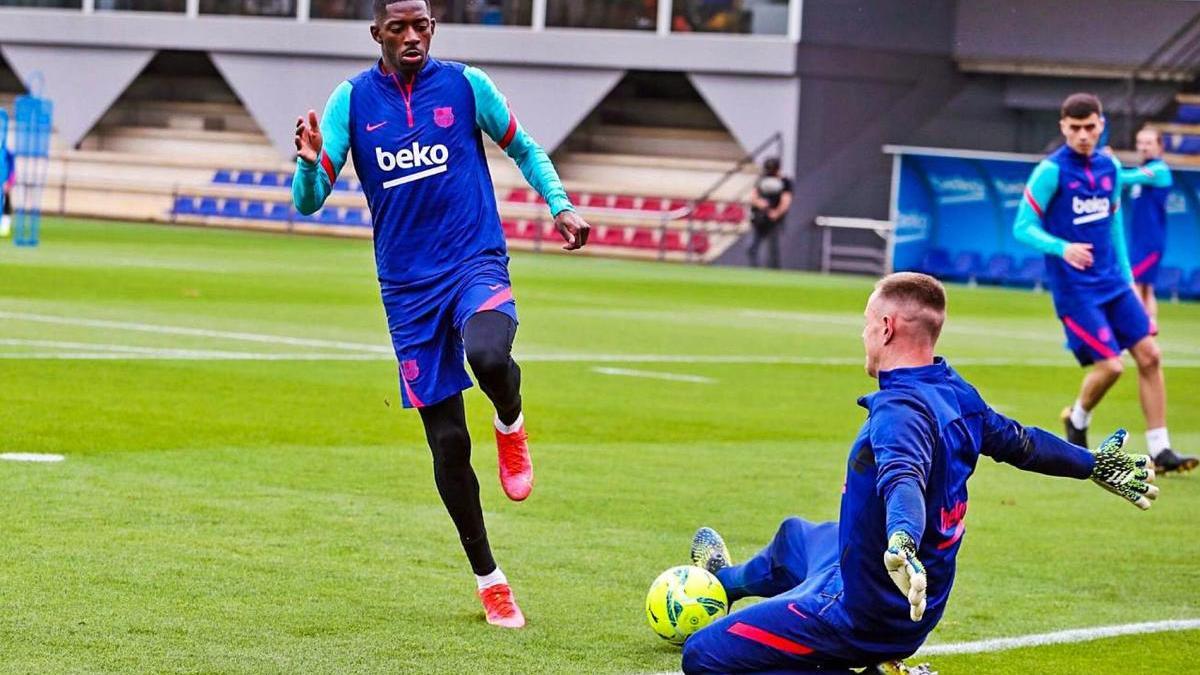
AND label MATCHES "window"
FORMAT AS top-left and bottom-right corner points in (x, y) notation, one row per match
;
(671, 0), (789, 35)
(95, 0), (185, 11)
(545, 0), (657, 31)
(0, 0), (83, 7)
(200, 0), (296, 17)
(313, 0), (532, 24)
